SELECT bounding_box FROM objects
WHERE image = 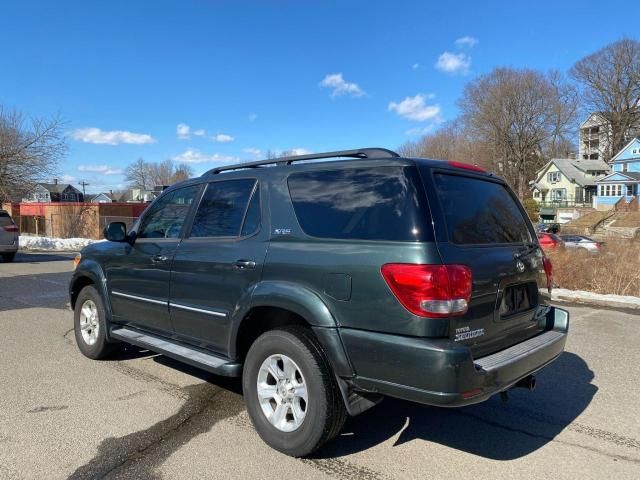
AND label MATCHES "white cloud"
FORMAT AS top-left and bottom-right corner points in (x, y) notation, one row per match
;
(193, 129), (206, 137)
(212, 133), (234, 143)
(405, 124), (441, 136)
(177, 123), (191, 140)
(60, 174), (77, 184)
(412, 63), (420, 70)
(248, 113), (258, 122)
(435, 52), (471, 74)
(78, 164), (123, 175)
(285, 148), (312, 156)
(243, 147), (262, 158)
(455, 36), (478, 48)
(319, 73), (365, 98)
(172, 149), (240, 165)
(71, 128), (156, 145)
(388, 94), (441, 122)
